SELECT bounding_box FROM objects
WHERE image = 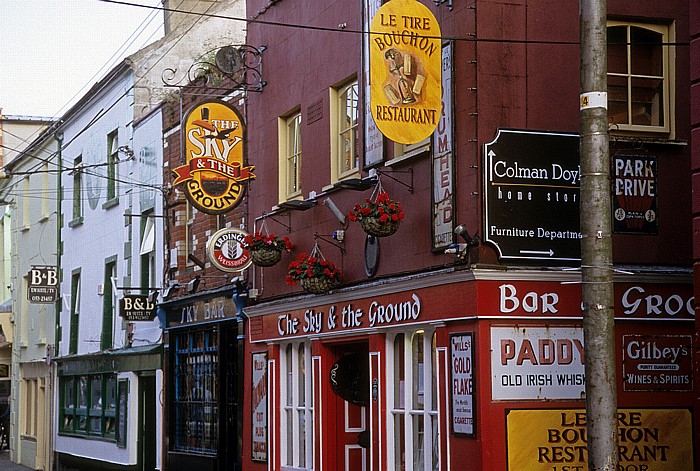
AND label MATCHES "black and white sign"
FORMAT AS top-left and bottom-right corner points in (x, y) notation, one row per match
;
(27, 266), (59, 303)
(450, 333), (474, 435)
(119, 294), (156, 321)
(484, 129), (581, 261)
